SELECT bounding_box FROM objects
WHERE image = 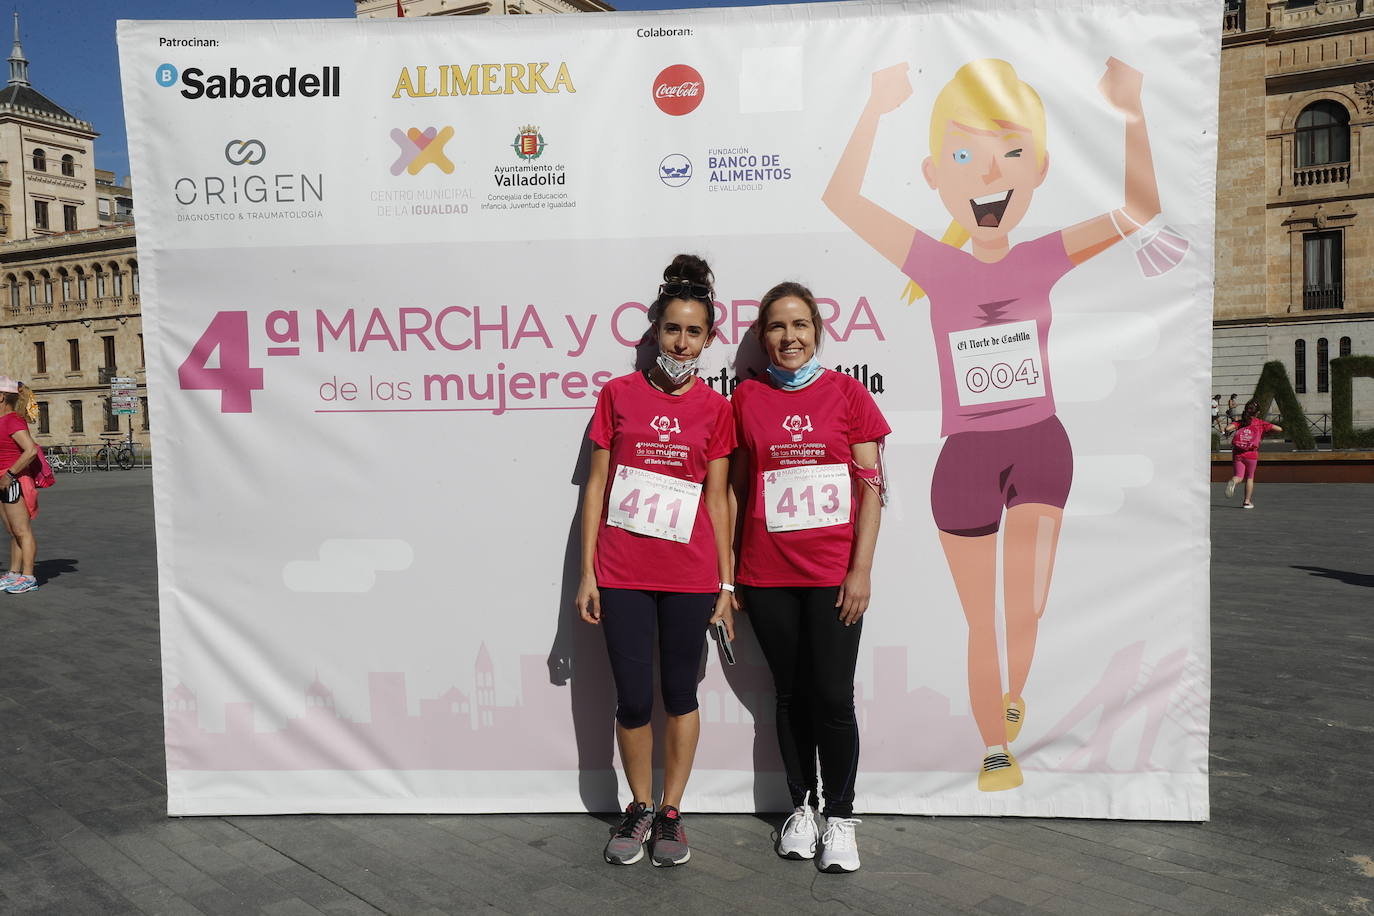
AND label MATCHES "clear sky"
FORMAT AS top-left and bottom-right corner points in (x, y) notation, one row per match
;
(13, 0), (834, 182)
